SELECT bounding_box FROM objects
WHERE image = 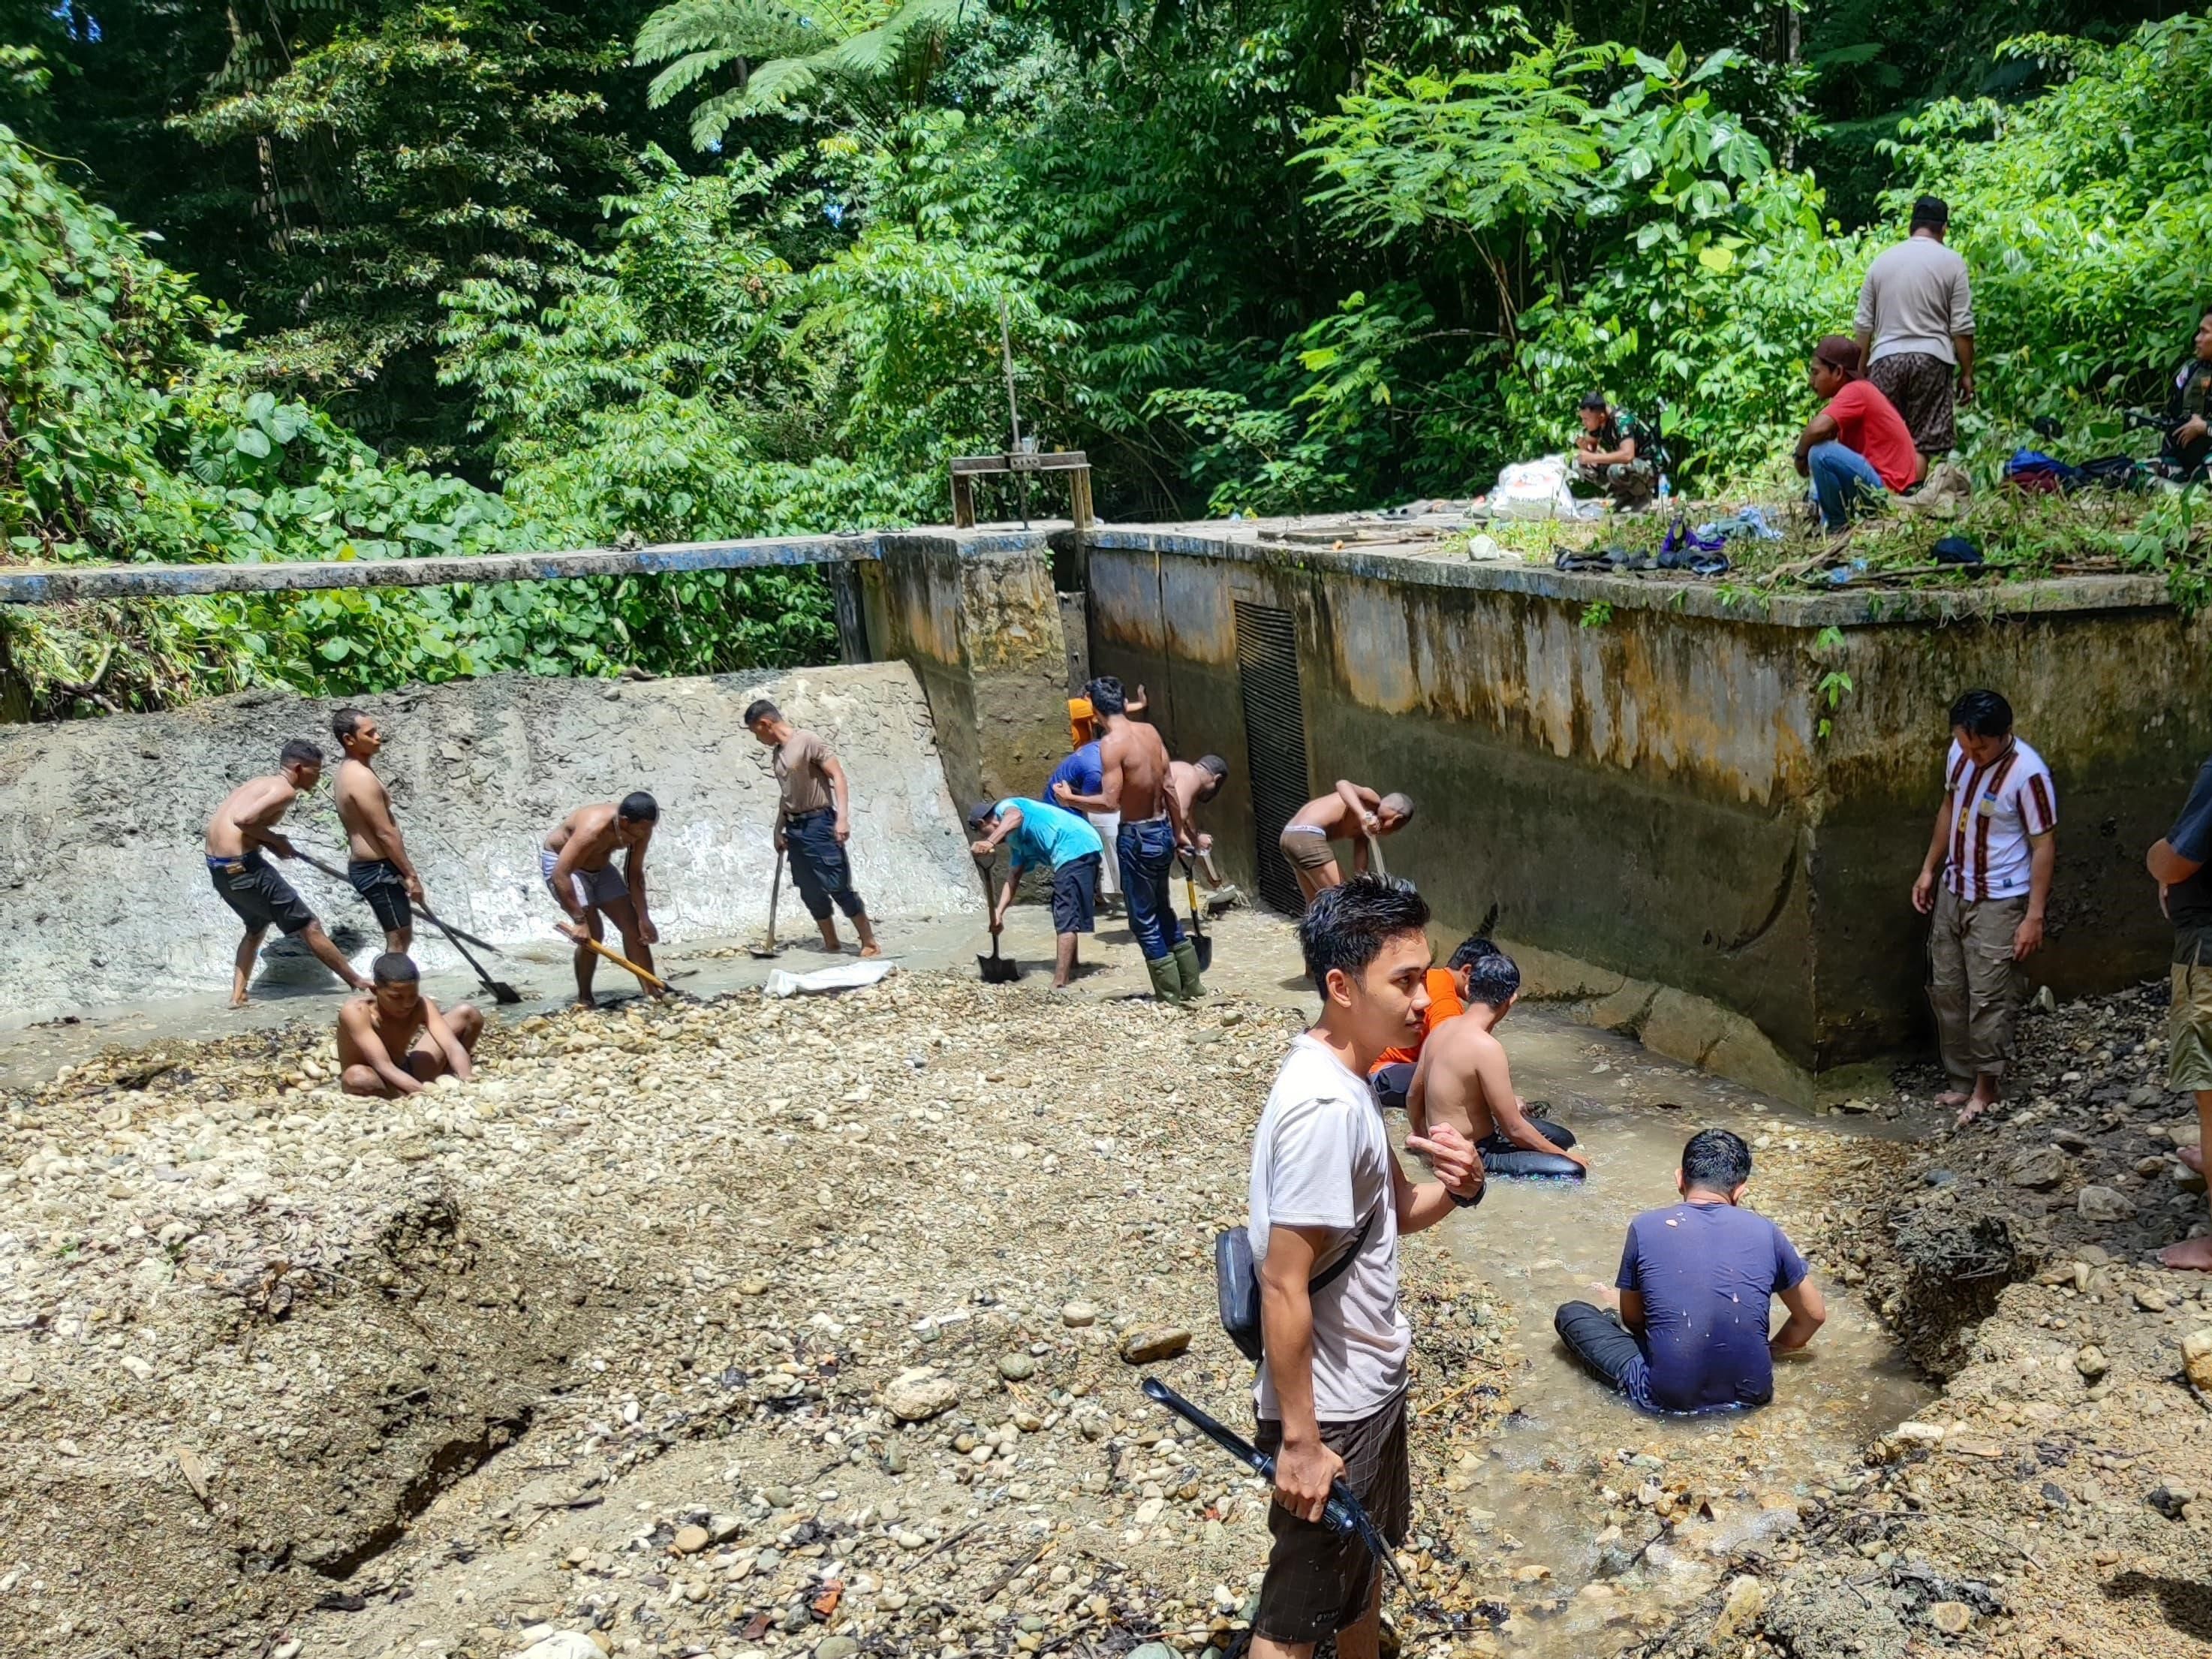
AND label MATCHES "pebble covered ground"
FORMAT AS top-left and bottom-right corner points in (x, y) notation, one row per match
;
(6, 968), (2210, 1659)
